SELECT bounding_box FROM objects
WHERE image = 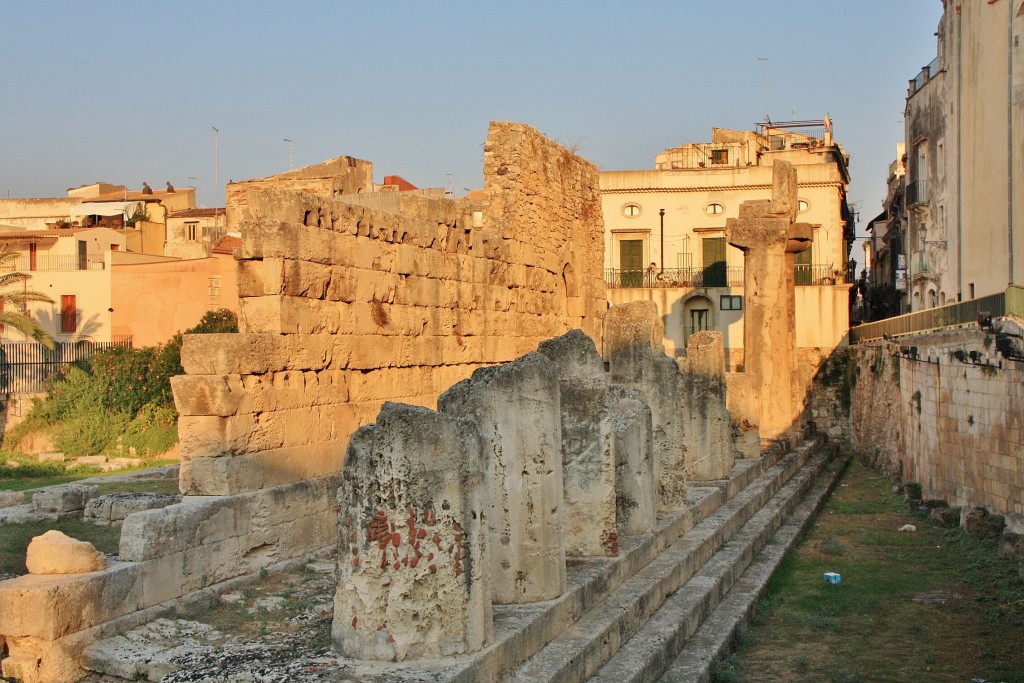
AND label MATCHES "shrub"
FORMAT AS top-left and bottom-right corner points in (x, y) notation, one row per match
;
(54, 411), (130, 458)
